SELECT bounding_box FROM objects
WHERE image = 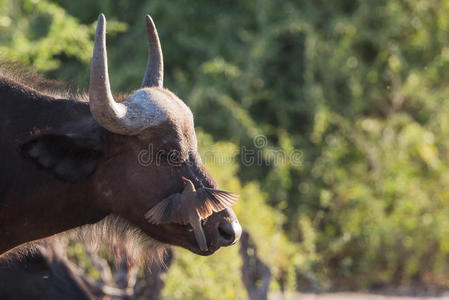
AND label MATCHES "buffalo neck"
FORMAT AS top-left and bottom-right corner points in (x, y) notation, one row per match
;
(0, 76), (109, 254)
